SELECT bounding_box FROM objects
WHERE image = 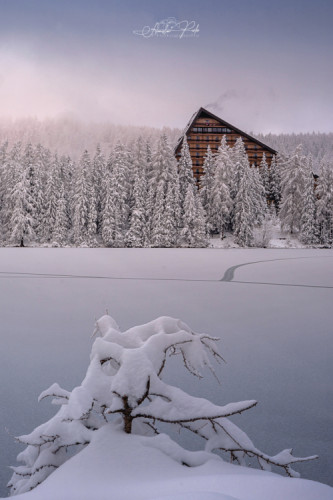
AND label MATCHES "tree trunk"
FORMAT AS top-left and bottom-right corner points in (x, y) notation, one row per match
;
(122, 396), (132, 434)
